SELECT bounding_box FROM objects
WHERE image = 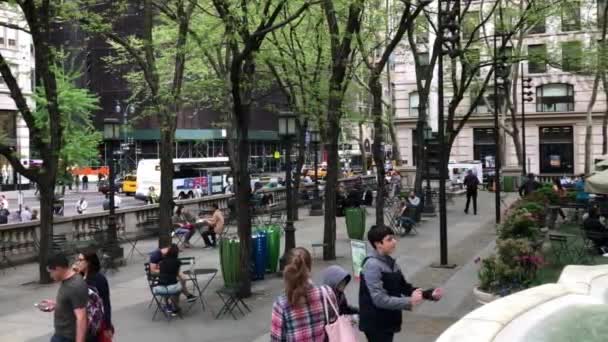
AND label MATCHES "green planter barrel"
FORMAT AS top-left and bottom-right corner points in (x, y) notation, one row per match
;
(265, 225), (281, 273)
(502, 176), (516, 192)
(345, 207), (366, 240)
(219, 237), (242, 288)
